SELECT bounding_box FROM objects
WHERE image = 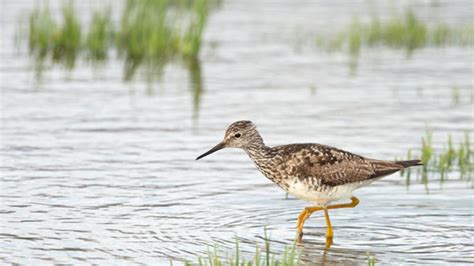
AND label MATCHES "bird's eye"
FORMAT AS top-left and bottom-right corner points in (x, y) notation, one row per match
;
(234, 133), (241, 138)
